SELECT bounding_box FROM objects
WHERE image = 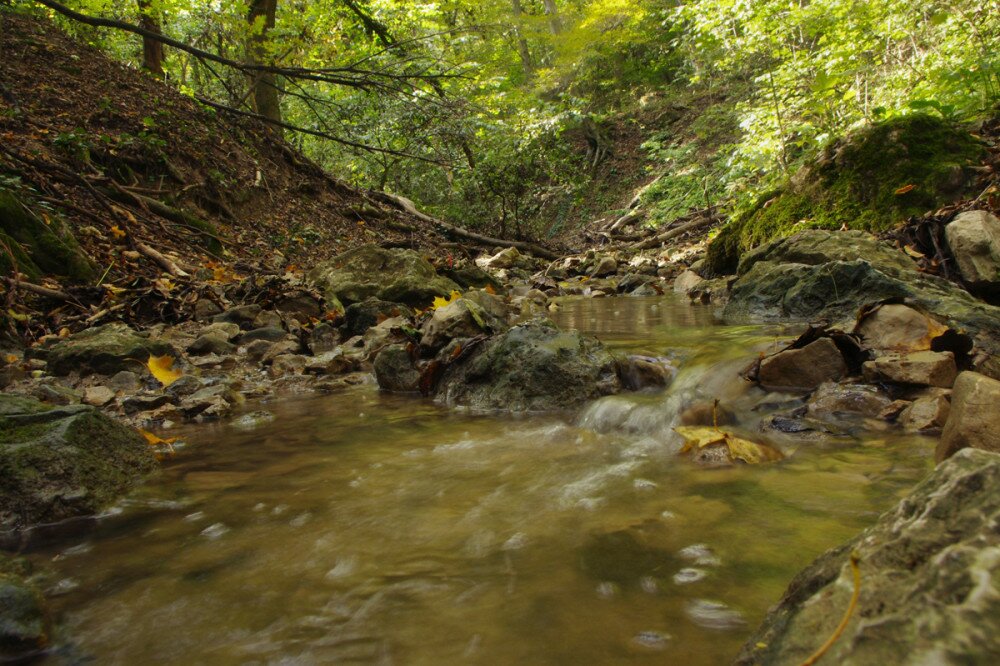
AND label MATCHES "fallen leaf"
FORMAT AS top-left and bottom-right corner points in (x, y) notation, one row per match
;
(109, 225), (126, 240)
(484, 284), (497, 295)
(431, 290), (462, 310)
(894, 184), (916, 195)
(675, 426), (784, 464)
(146, 354), (182, 387)
(140, 429), (178, 457)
